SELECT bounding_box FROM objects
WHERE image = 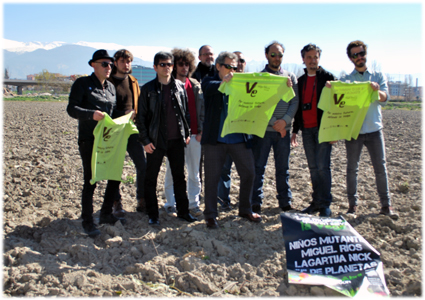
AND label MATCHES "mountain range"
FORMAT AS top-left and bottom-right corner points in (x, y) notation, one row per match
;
(3, 39), (303, 80)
